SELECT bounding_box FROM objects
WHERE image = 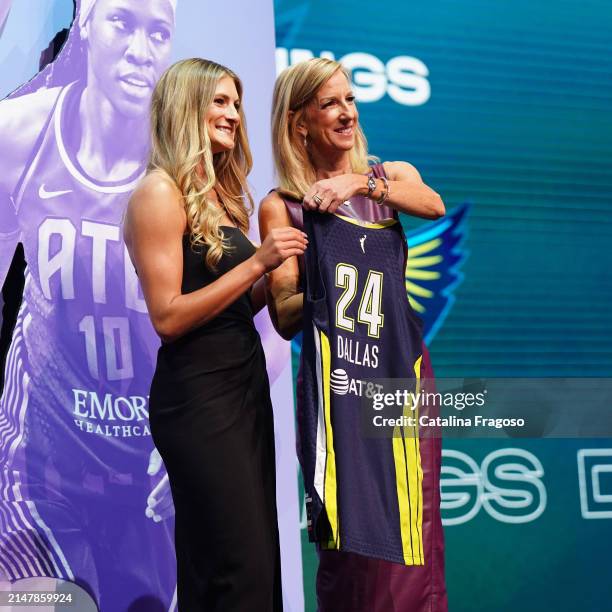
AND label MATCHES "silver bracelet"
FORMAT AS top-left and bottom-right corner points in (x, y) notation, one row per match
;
(376, 176), (389, 205)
